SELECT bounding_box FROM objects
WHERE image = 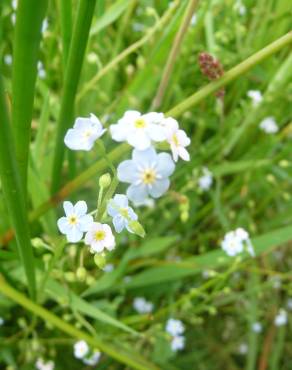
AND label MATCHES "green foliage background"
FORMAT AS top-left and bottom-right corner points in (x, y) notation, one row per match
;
(0, 0), (291, 369)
